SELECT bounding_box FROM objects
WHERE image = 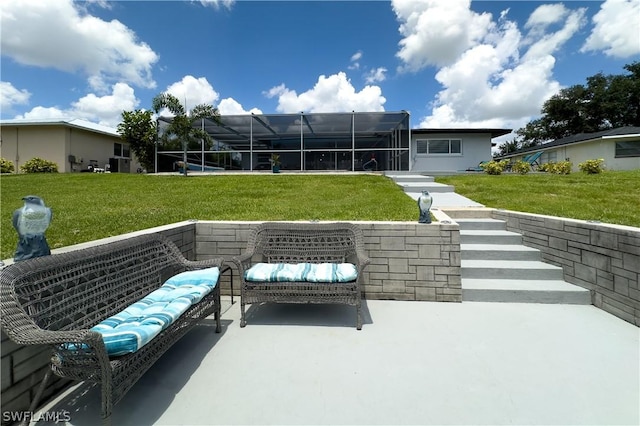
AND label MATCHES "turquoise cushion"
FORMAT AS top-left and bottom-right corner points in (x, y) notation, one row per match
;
(91, 267), (220, 356)
(245, 263), (357, 283)
(164, 267), (220, 287)
(304, 263), (358, 282)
